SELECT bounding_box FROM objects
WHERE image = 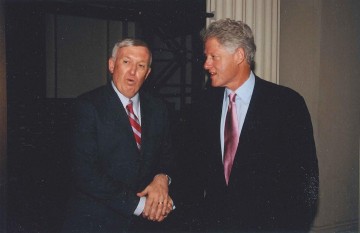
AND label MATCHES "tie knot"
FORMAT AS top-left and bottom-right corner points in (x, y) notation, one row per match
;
(126, 101), (134, 114)
(229, 93), (236, 103)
